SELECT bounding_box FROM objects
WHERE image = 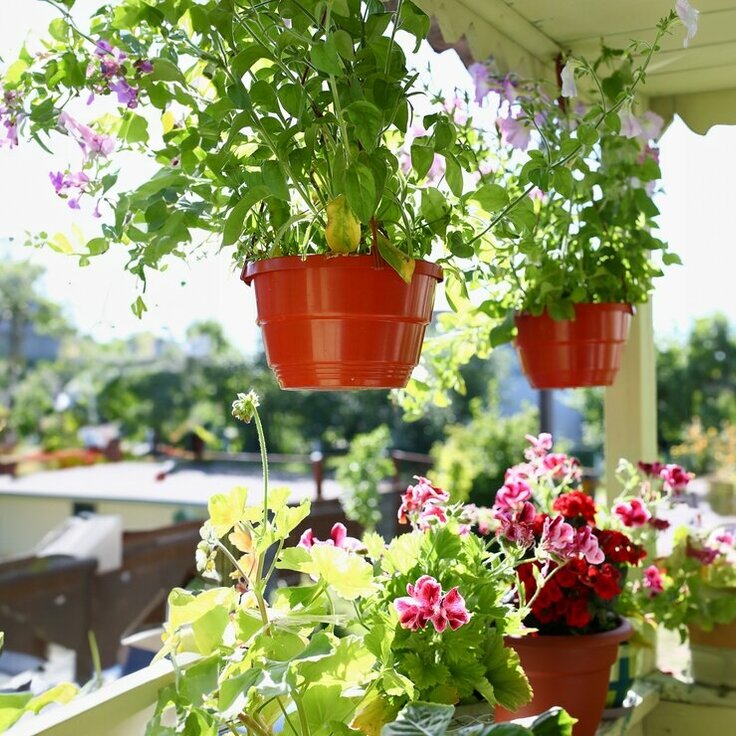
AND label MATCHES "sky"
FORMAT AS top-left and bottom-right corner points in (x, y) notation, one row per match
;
(1, 3), (735, 355)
